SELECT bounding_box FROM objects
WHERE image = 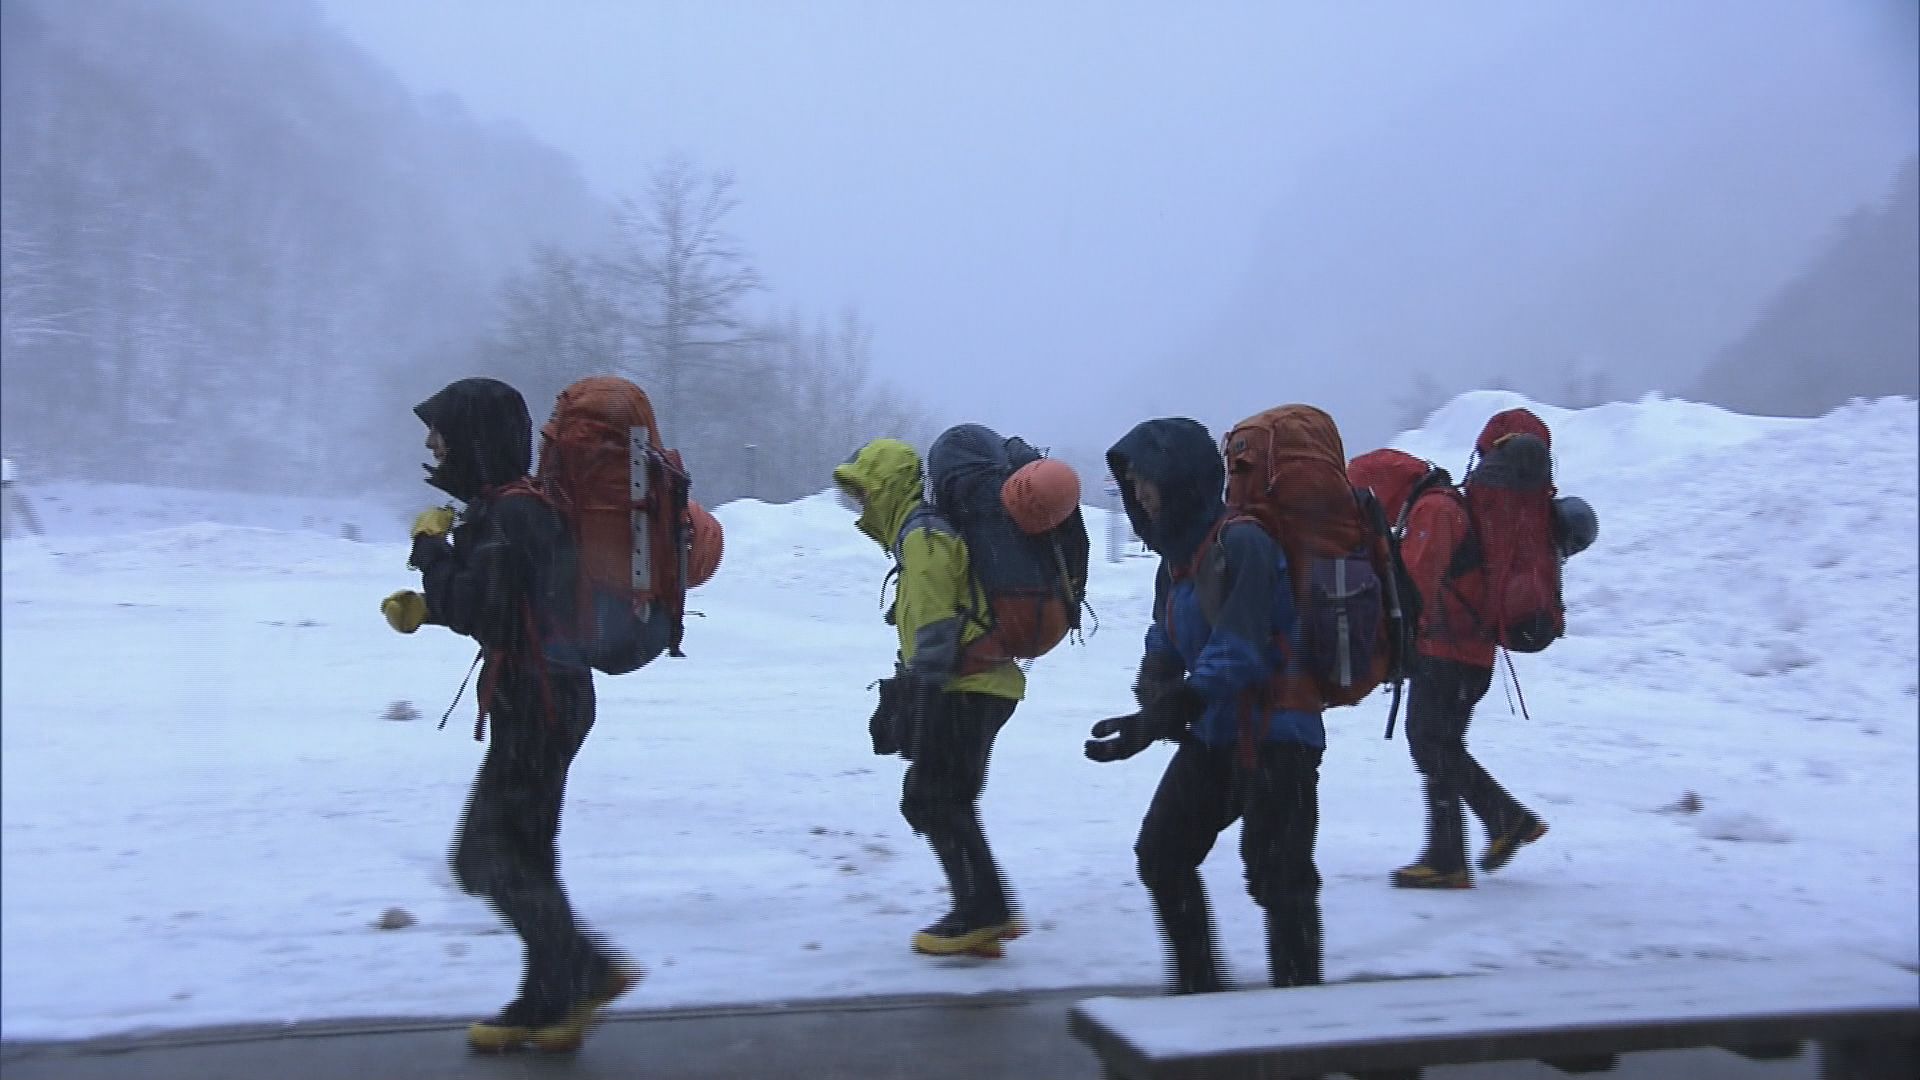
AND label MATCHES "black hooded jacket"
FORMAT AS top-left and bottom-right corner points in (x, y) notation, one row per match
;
(413, 379), (584, 678)
(1107, 418), (1322, 748)
(1106, 418), (1224, 567)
